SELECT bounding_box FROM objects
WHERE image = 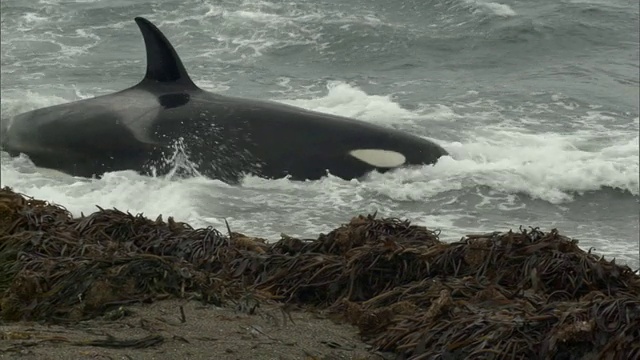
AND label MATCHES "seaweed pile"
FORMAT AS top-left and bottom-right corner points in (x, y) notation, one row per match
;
(1, 187), (639, 359)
